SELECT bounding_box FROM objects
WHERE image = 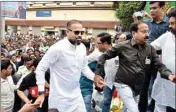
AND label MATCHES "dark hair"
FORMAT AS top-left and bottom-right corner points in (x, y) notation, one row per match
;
(81, 39), (90, 49)
(150, 1), (165, 7)
(167, 8), (176, 18)
(24, 56), (33, 62)
(32, 58), (41, 68)
(67, 19), (82, 29)
(34, 49), (40, 53)
(97, 32), (112, 45)
(139, 1), (147, 10)
(1, 60), (11, 71)
(130, 21), (146, 33)
(27, 48), (34, 53)
(1, 52), (6, 57)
